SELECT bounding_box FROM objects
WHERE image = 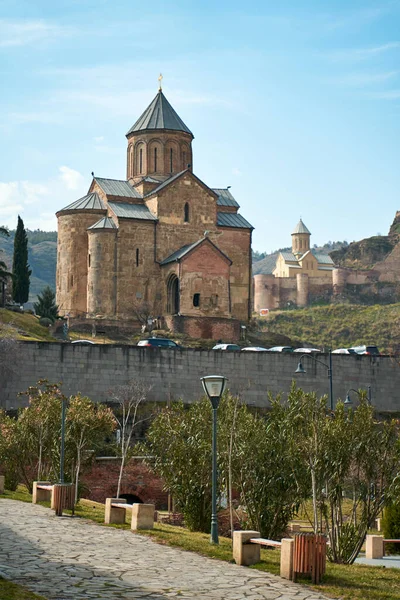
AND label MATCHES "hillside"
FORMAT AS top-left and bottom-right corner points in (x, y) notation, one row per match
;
(0, 230), (57, 300)
(0, 309), (56, 342)
(257, 303), (400, 354)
